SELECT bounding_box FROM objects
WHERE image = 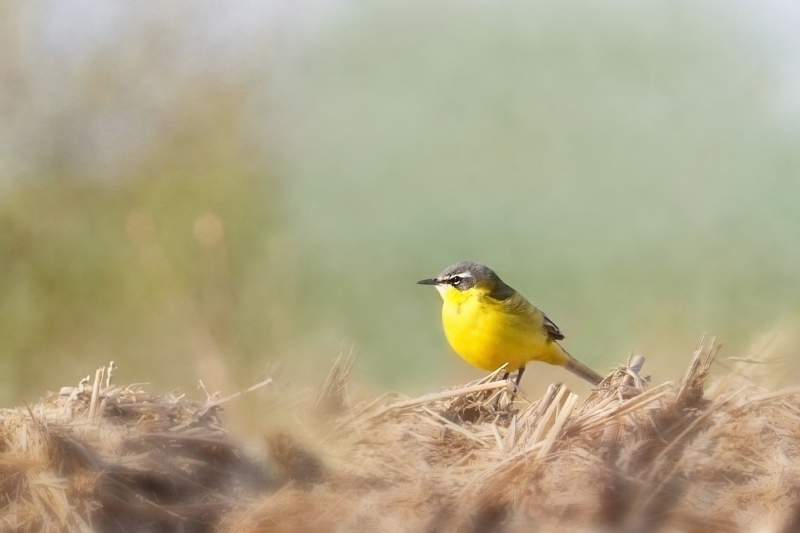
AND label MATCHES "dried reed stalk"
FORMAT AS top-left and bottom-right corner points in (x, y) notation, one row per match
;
(222, 336), (800, 533)
(4, 335), (800, 533)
